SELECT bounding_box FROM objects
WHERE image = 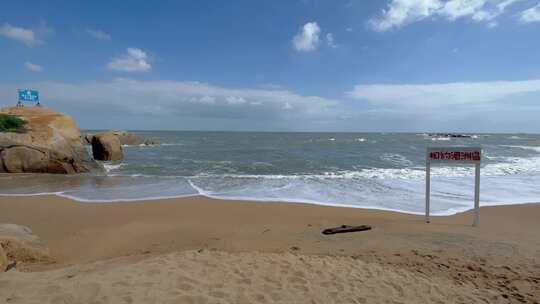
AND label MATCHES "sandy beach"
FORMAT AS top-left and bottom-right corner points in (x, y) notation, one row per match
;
(0, 196), (539, 303)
